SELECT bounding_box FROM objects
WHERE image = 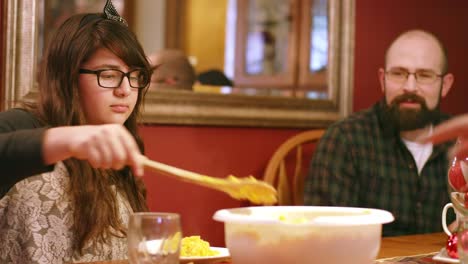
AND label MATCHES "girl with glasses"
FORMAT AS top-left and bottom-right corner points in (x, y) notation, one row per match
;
(0, 1), (151, 262)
